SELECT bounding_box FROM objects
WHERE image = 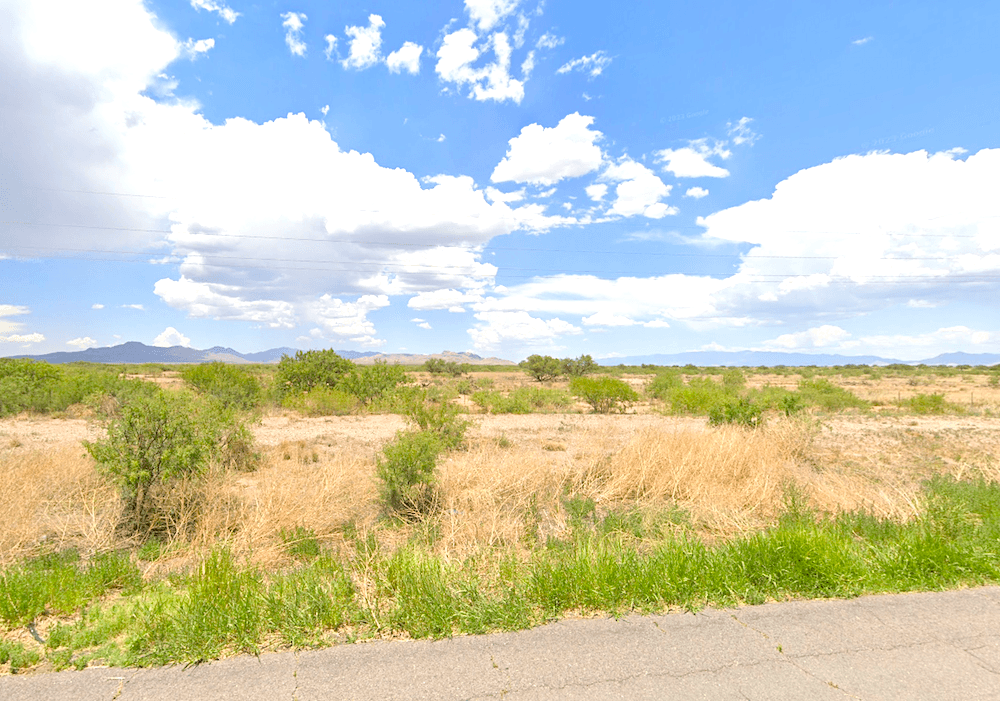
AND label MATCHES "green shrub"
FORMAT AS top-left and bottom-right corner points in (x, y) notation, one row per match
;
(84, 391), (255, 534)
(0, 358), (63, 415)
(708, 396), (764, 429)
(797, 379), (868, 411)
(376, 431), (444, 517)
(341, 361), (407, 405)
(665, 377), (731, 414)
(424, 359), (469, 377)
(646, 370), (682, 400)
(472, 387), (572, 414)
(569, 376), (639, 414)
(274, 350), (355, 396)
(403, 396), (468, 449)
(280, 526), (322, 561)
(181, 363), (261, 411)
(520, 355), (563, 382)
(721, 368), (746, 391)
(902, 393), (961, 415)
